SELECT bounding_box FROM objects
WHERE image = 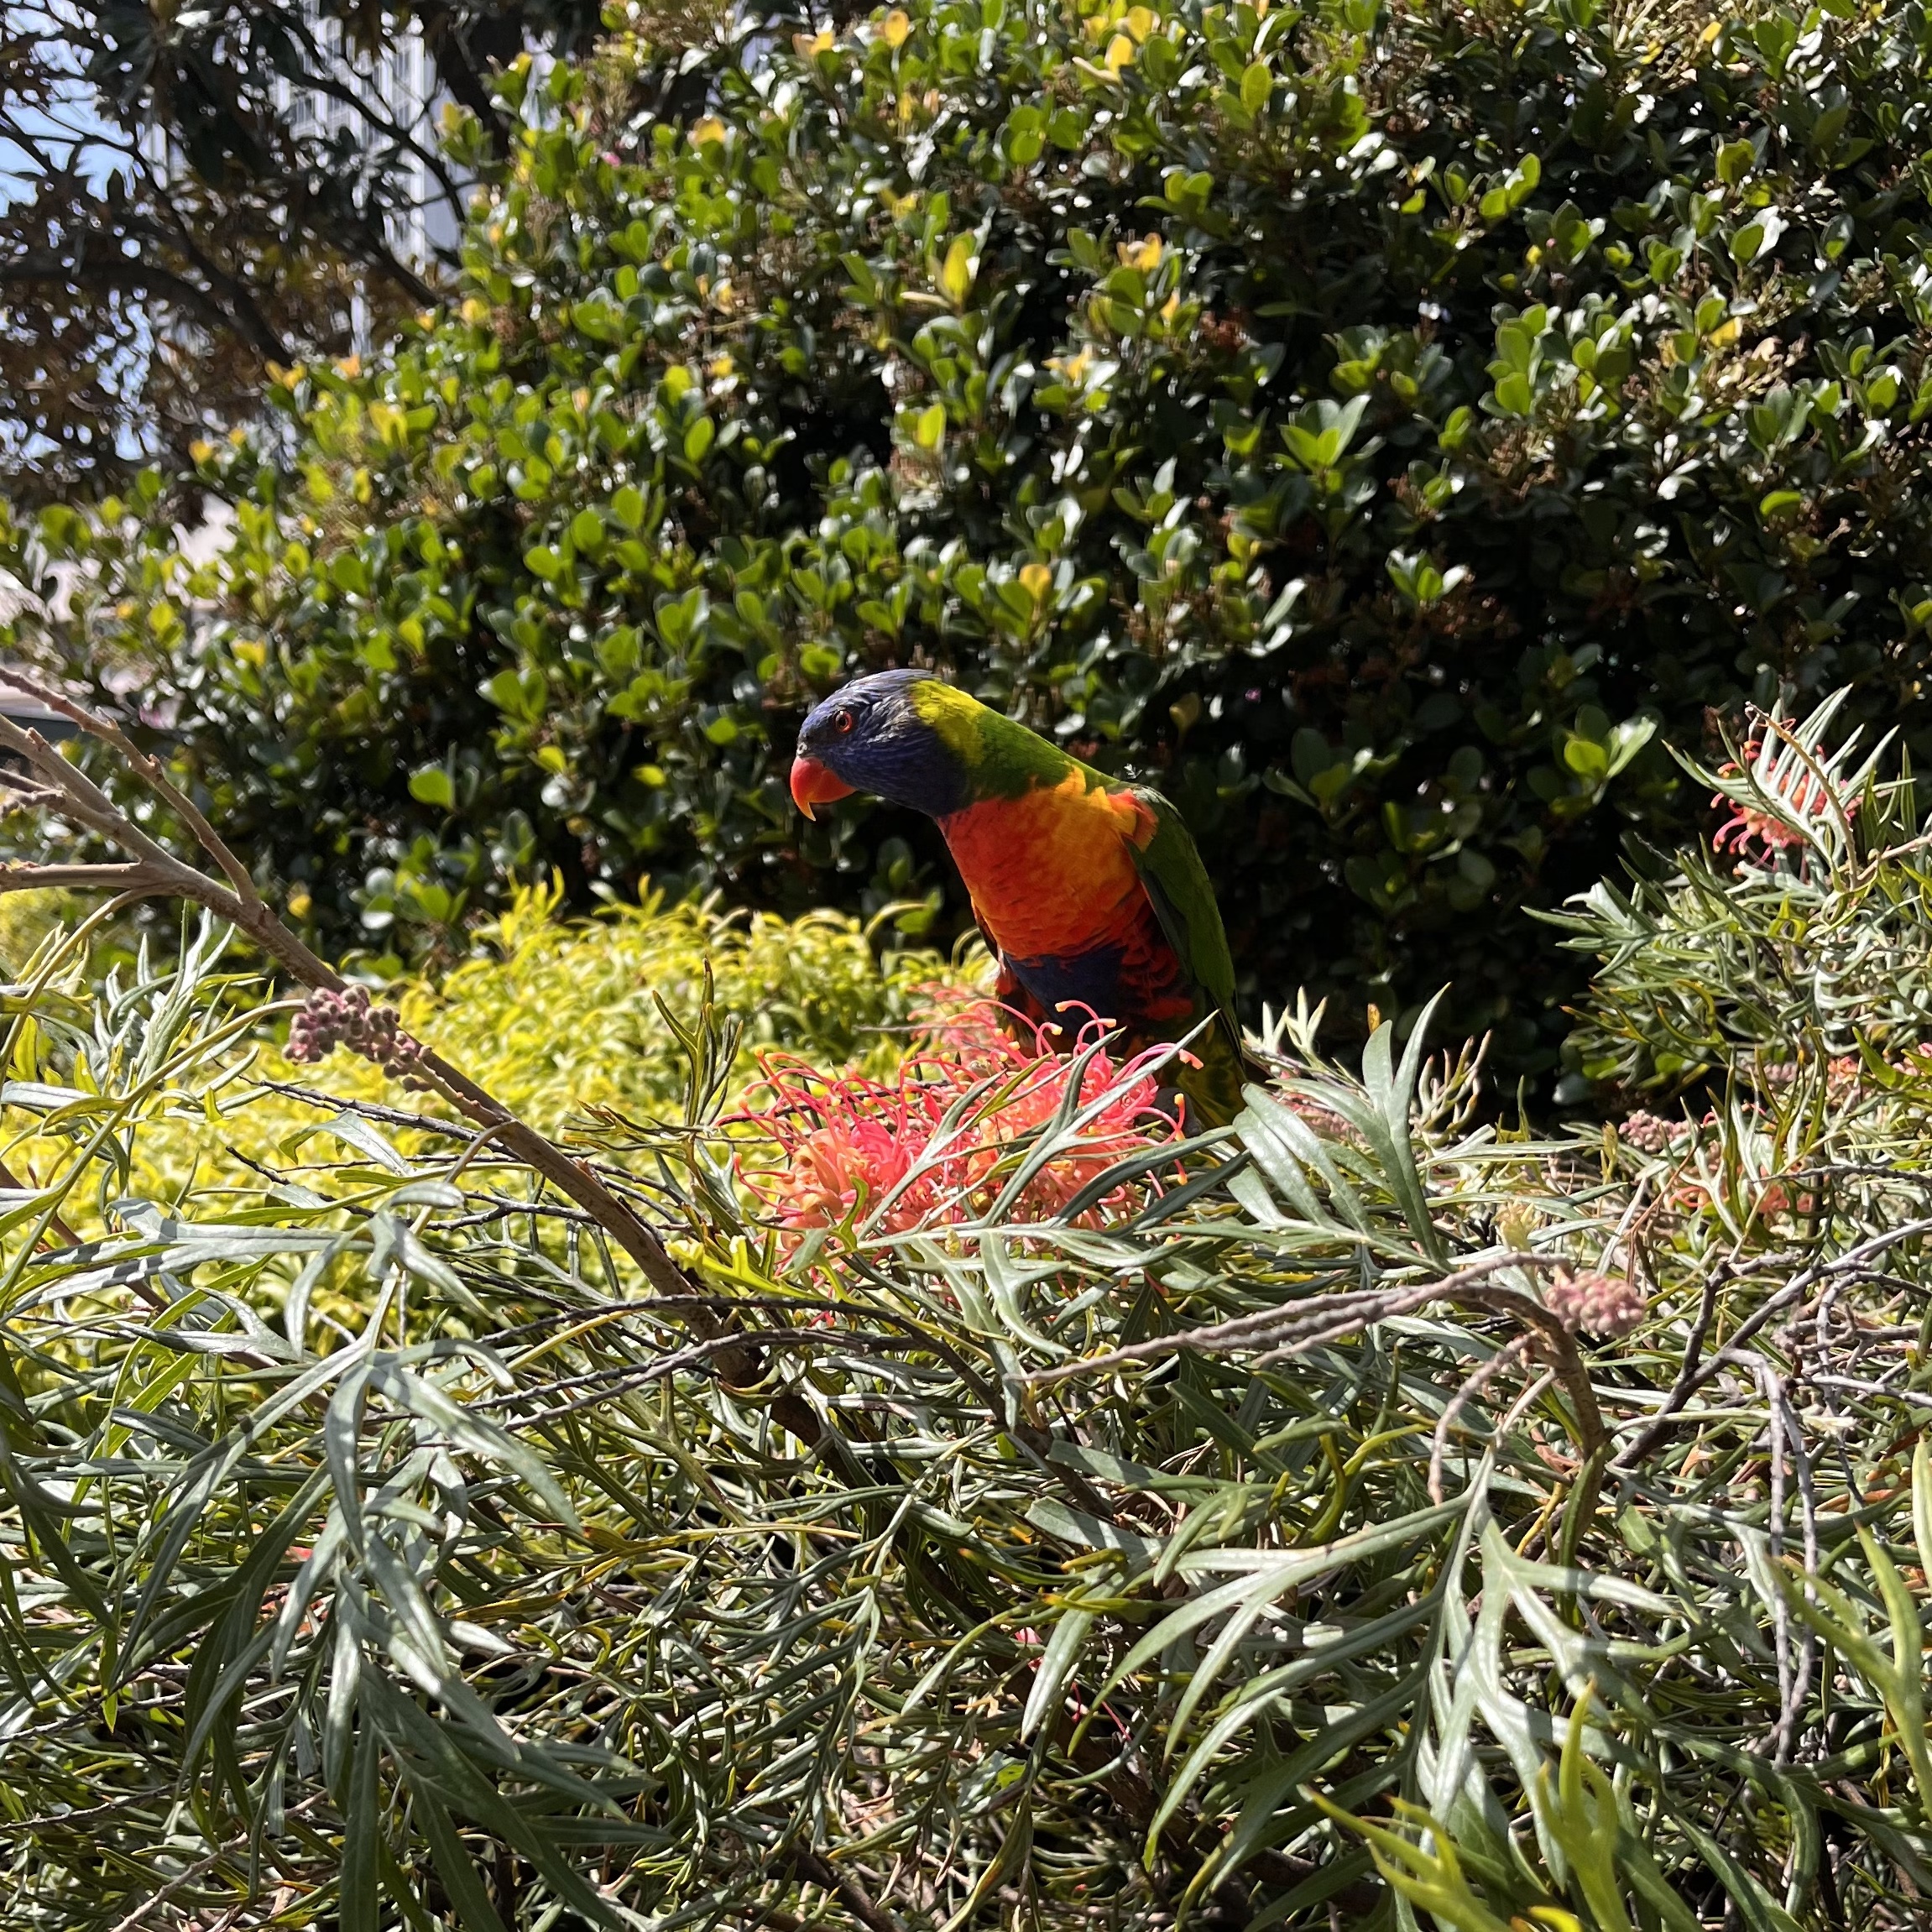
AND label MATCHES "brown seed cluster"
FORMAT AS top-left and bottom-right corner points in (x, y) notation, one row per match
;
(286, 984), (429, 1089)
